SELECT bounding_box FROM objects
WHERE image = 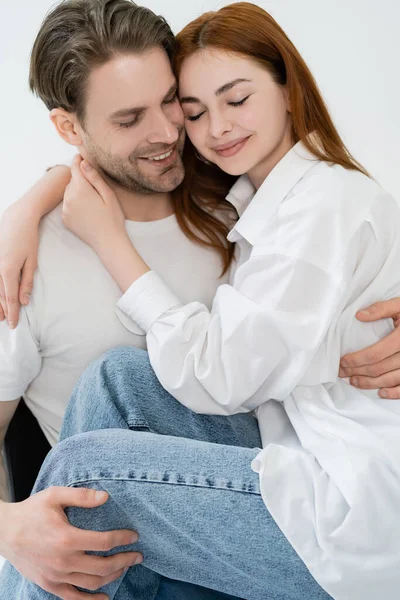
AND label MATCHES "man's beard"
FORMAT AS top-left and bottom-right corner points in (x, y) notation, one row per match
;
(84, 128), (185, 194)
